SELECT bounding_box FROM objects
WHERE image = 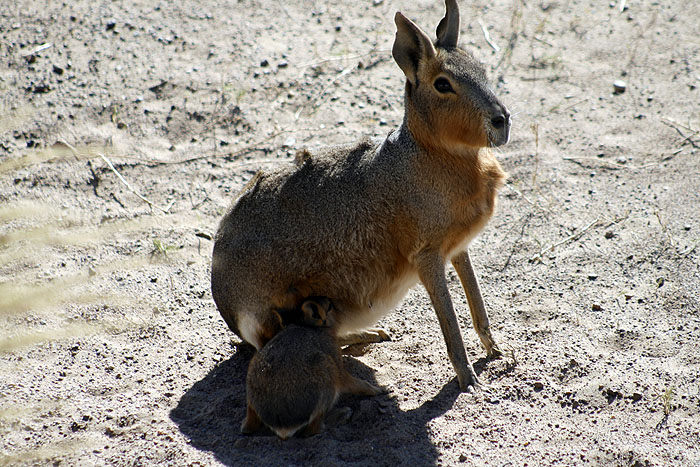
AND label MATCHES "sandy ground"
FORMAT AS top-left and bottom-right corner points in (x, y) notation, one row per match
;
(1, 0), (699, 465)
